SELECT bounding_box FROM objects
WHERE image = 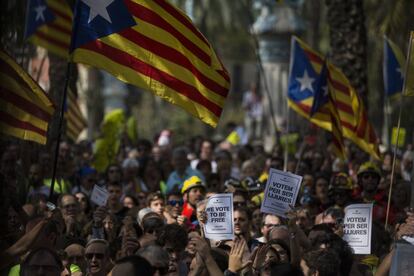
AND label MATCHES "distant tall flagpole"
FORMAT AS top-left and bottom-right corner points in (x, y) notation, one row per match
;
(385, 32), (414, 228)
